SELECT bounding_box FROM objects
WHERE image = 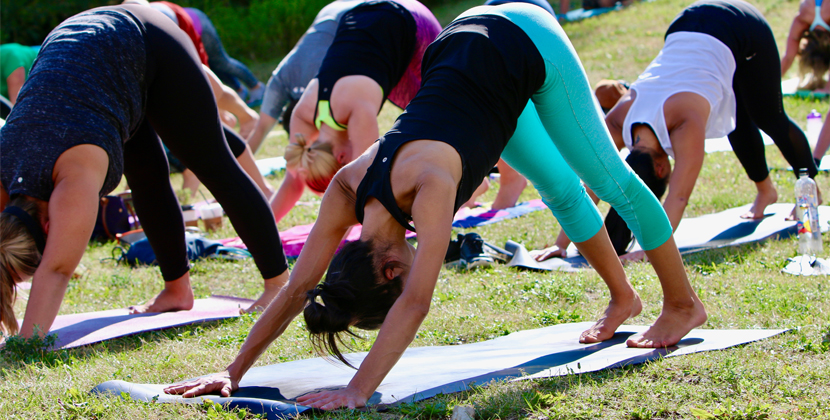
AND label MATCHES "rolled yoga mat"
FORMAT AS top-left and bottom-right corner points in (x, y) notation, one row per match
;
(21, 295), (252, 350)
(507, 203), (830, 271)
(92, 323), (786, 419)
